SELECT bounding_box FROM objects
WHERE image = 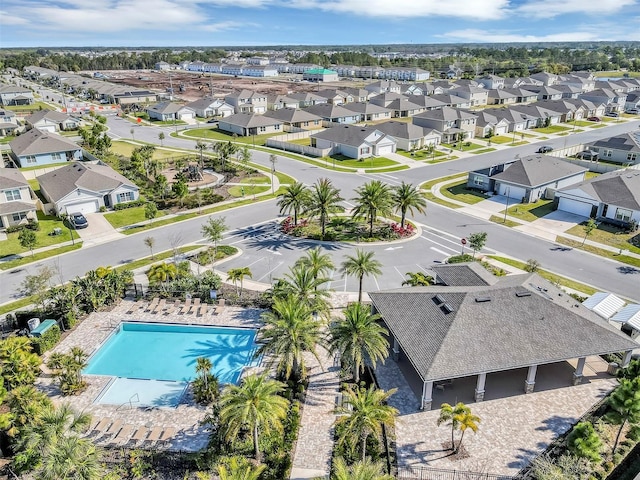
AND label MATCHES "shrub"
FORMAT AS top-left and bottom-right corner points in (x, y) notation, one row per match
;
(5, 224), (24, 233)
(113, 199), (146, 210)
(447, 254), (475, 264)
(99, 205), (107, 213)
(31, 323), (61, 355)
(62, 312), (78, 330)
